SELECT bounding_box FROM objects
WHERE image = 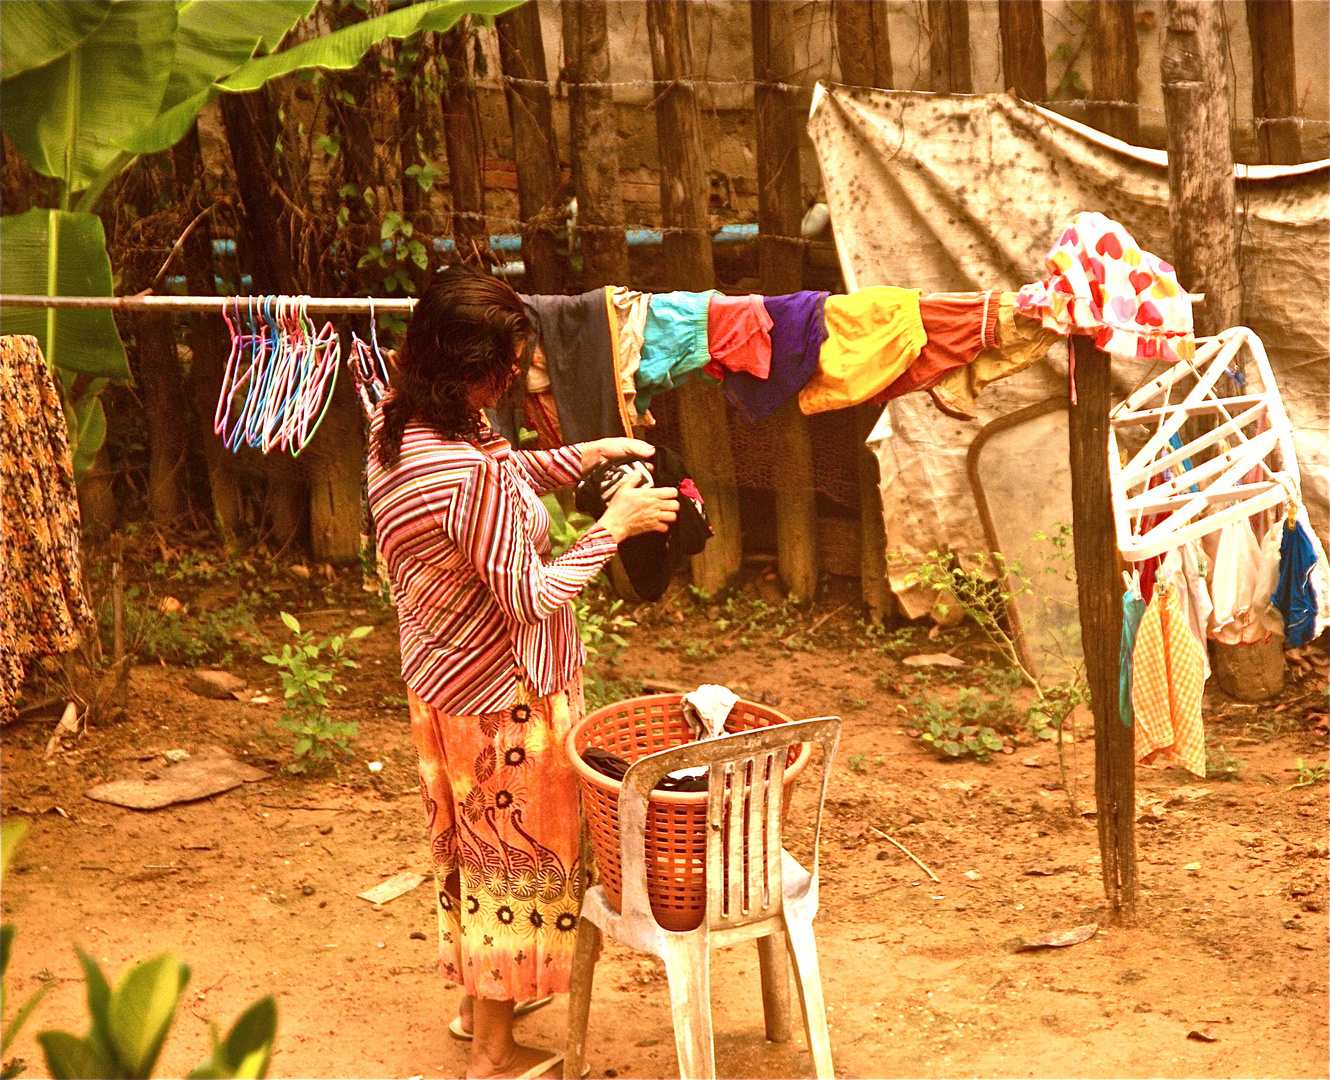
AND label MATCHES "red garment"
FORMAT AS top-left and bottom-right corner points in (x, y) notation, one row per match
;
(872, 290), (1000, 404)
(704, 294), (774, 380)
